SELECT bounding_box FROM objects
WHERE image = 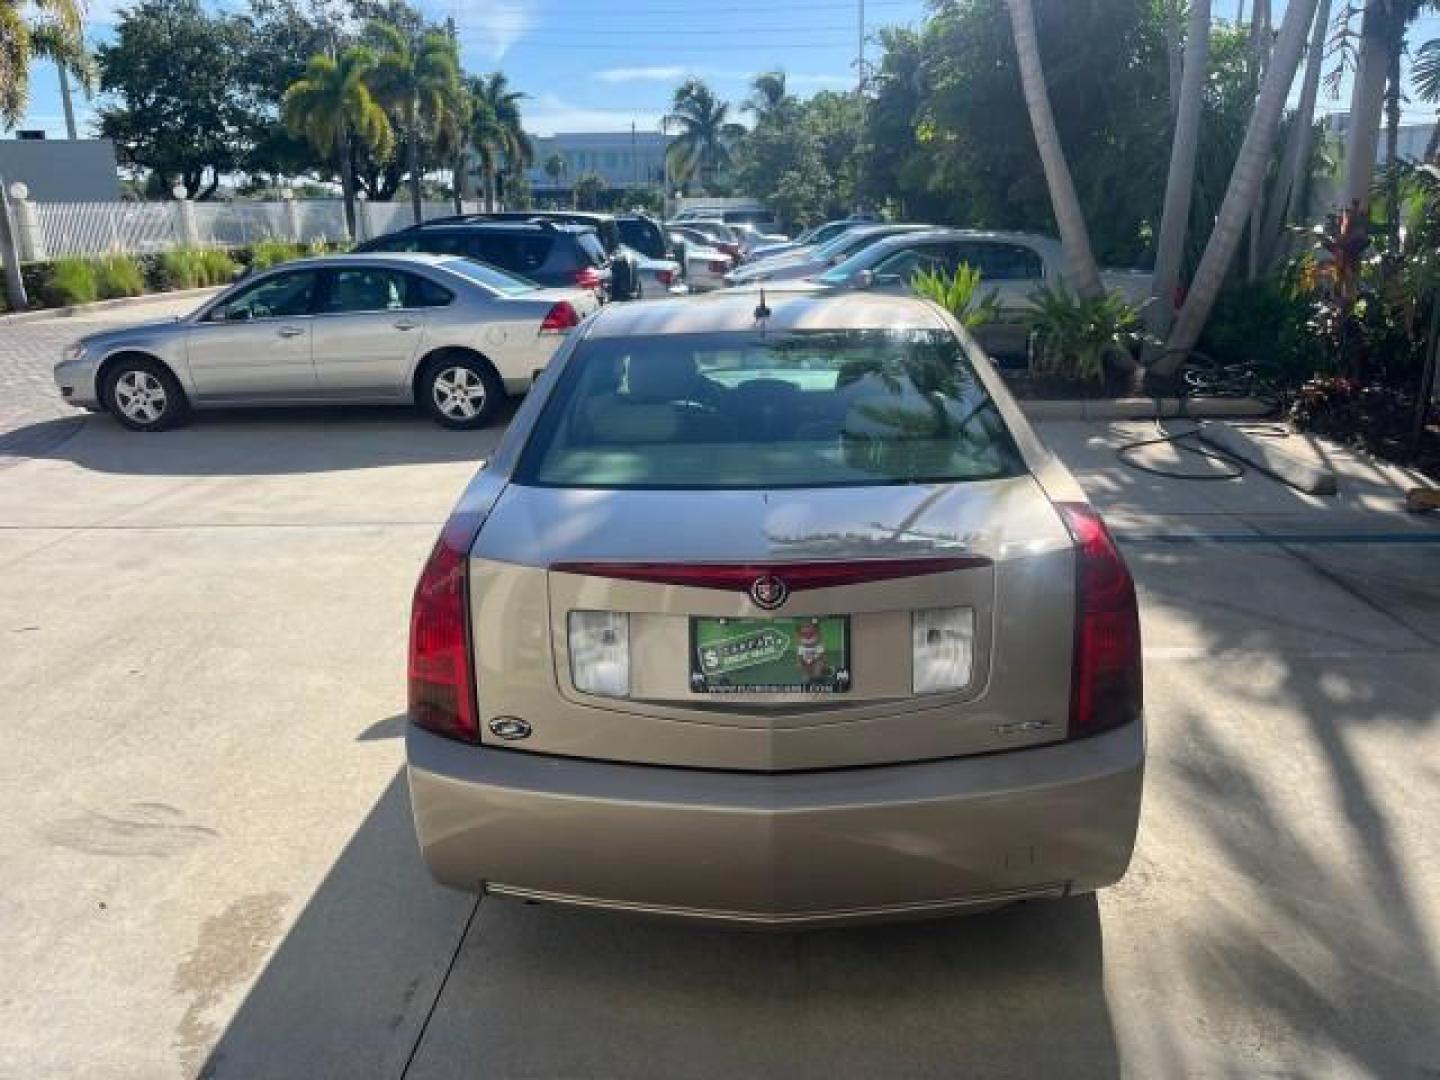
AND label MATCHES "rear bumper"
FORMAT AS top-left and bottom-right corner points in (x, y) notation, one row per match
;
(406, 719), (1144, 928)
